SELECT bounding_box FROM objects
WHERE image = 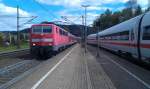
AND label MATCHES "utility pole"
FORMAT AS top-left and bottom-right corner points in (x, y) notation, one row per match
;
(82, 15), (84, 48)
(17, 5), (20, 49)
(9, 32), (11, 44)
(82, 5), (90, 53)
(96, 26), (100, 57)
(148, 0), (150, 9)
(16, 6), (37, 49)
